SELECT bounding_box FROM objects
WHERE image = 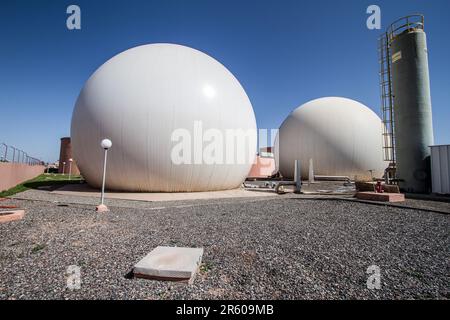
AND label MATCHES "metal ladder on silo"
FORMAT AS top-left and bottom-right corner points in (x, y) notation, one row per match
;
(378, 33), (397, 183)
